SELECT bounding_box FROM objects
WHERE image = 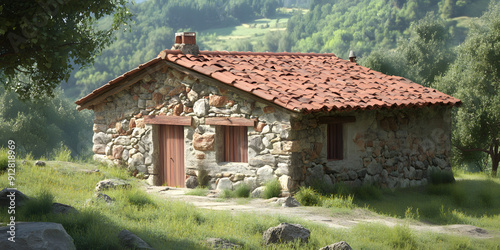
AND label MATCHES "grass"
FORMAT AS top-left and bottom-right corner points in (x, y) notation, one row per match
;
(0, 158), (499, 249)
(186, 187), (210, 196)
(354, 174), (500, 231)
(0, 147), (9, 172)
(199, 16), (290, 51)
(219, 184), (252, 199)
(52, 144), (73, 162)
(263, 179), (282, 199)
